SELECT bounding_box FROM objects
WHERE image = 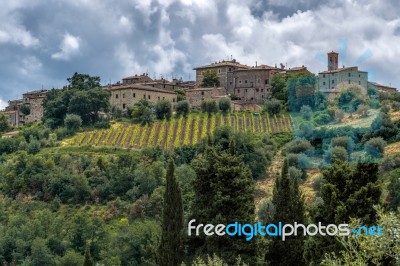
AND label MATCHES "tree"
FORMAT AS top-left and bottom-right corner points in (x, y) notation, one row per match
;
(68, 89), (110, 124)
(0, 113), (11, 132)
(174, 88), (186, 102)
(154, 100), (172, 120)
(300, 105), (312, 120)
(387, 169), (400, 211)
(266, 158), (305, 266)
(20, 104), (31, 116)
(218, 98), (231, 114)
(263, 98), (282, 115)
(201, 99), (218, 117)
(364, 137), (386, 159)
(64, 114), (82, 134)
(157, 159), (184, 266)
(131, 99), (153, 125)
(271, 74), (286, 102)
(190, 143), (258, 264)
(67, 72), (101, 90)
(176, 100), (189, 118)
(304, 162), (381, 265)
(83, 242), (94, 266)
(201, 70), (220, 87)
